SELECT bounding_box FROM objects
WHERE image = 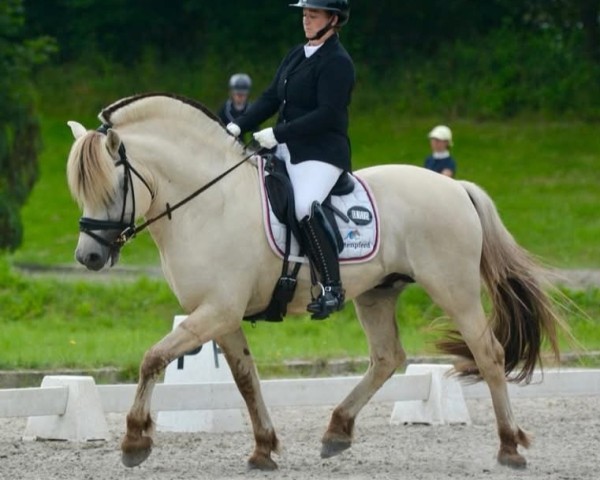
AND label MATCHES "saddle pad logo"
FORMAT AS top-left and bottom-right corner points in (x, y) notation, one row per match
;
(347, 206), (373, 226)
